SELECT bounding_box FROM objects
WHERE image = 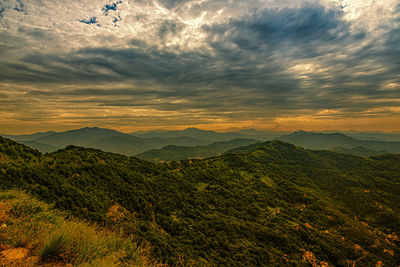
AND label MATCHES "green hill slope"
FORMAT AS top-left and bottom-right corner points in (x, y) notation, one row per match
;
(331, 146), (388, 157)
(136, 138), (259, 161)
(17, 140), (60, 153)
(0, 137), (399, 265)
